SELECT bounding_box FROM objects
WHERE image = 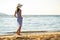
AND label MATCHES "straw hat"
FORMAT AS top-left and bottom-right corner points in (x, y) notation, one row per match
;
(17, 3), (22, 8)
